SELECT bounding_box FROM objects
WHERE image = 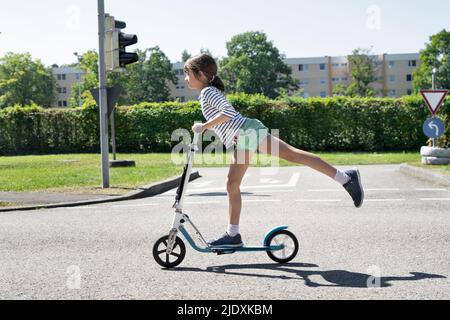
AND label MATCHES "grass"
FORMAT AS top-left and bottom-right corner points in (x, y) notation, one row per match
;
(0, 152), (447, 195)
(0, 202), (16, 207)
